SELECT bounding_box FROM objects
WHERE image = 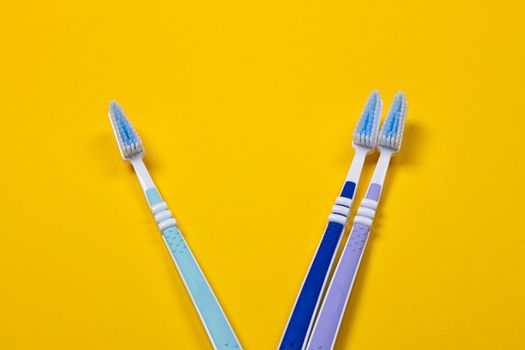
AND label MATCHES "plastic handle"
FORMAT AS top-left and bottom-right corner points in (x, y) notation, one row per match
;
(163, 227), (241, 350)
(306, 223), (370, 349)
(279, 222), (345, 349)
(145, 187), (241, 350)
(307, 183), (381, 350)
(279, 181), (356, 350)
